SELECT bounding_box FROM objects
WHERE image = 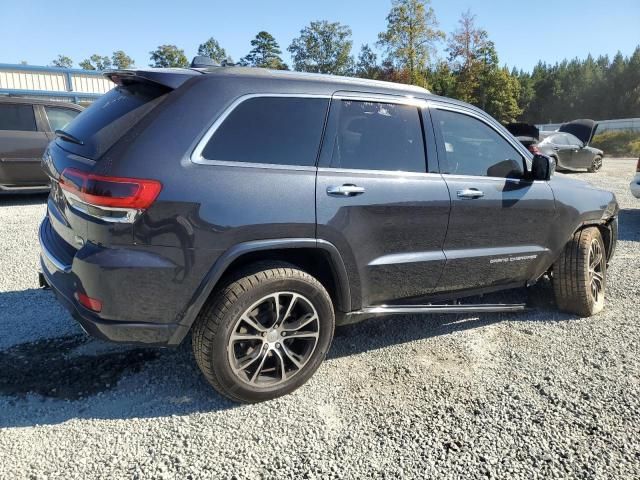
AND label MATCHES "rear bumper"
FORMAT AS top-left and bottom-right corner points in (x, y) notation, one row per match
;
(39, 217), (190, 346)
(0, 183), (49, 194)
